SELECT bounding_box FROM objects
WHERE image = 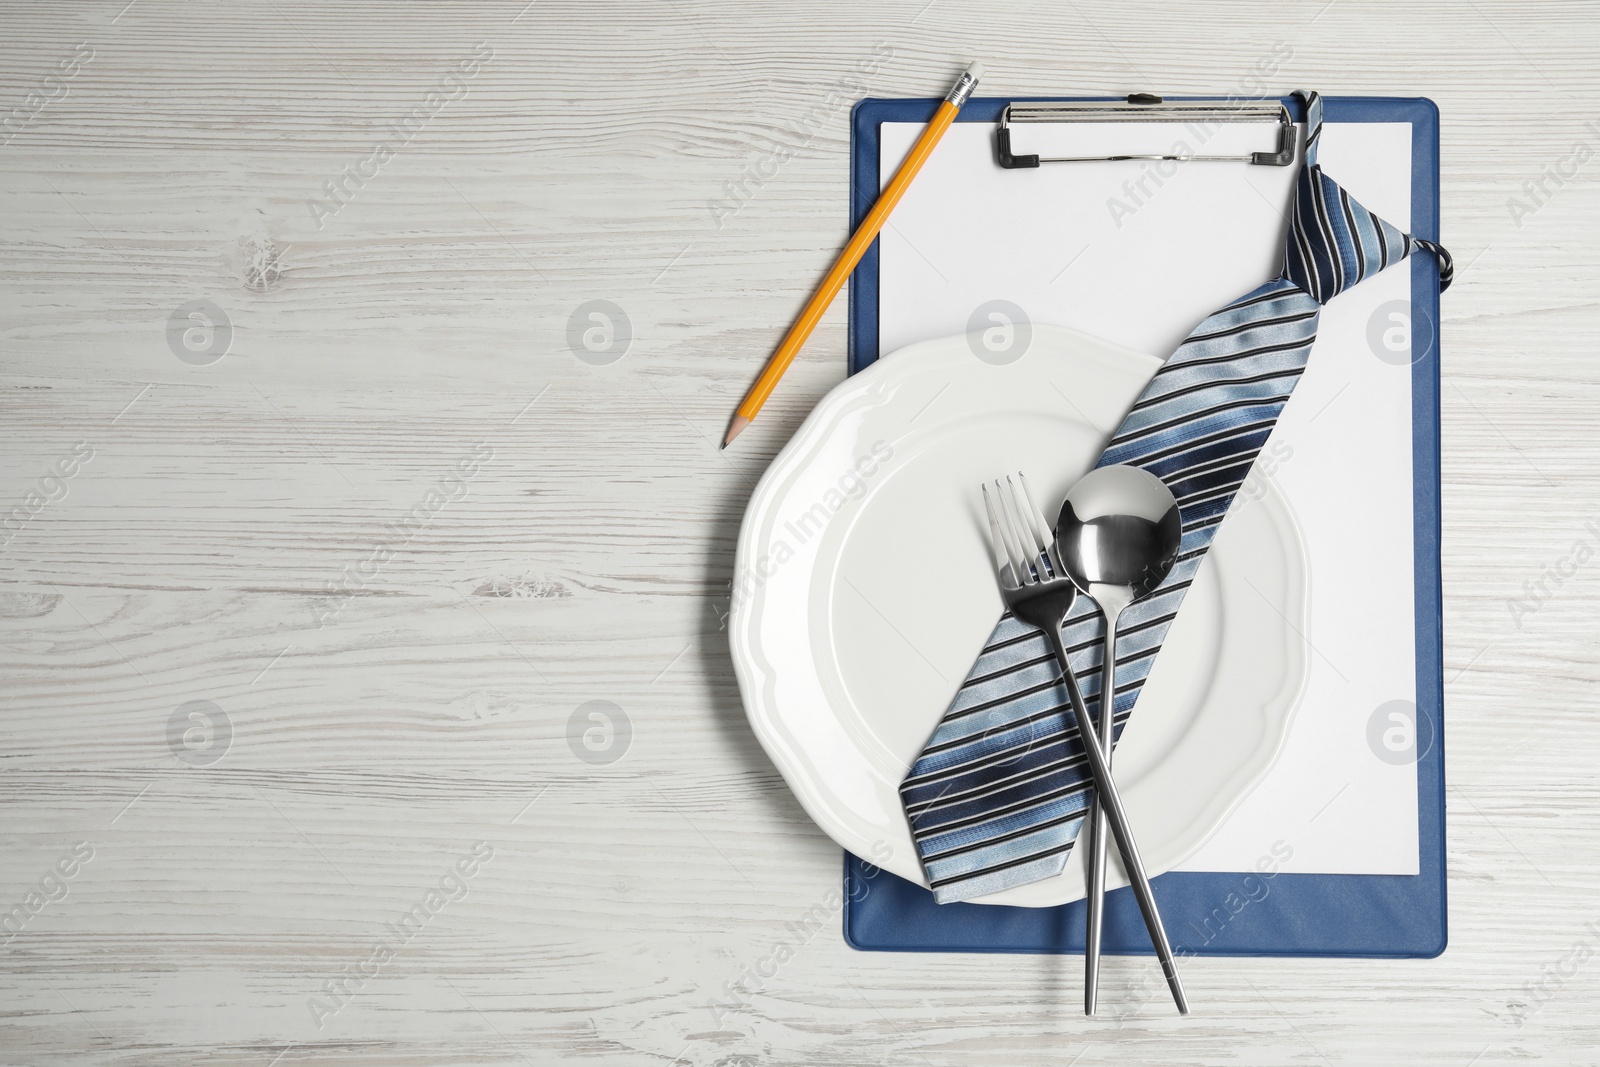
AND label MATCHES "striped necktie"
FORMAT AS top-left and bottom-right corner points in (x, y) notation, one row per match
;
(900, 92), (1451, 904)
